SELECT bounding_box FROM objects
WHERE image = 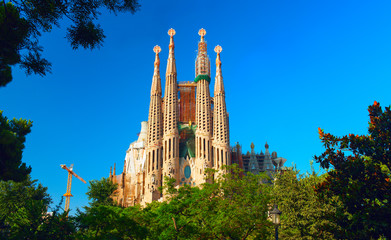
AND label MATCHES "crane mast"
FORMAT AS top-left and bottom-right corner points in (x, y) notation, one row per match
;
(60, 164), (86, 214)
